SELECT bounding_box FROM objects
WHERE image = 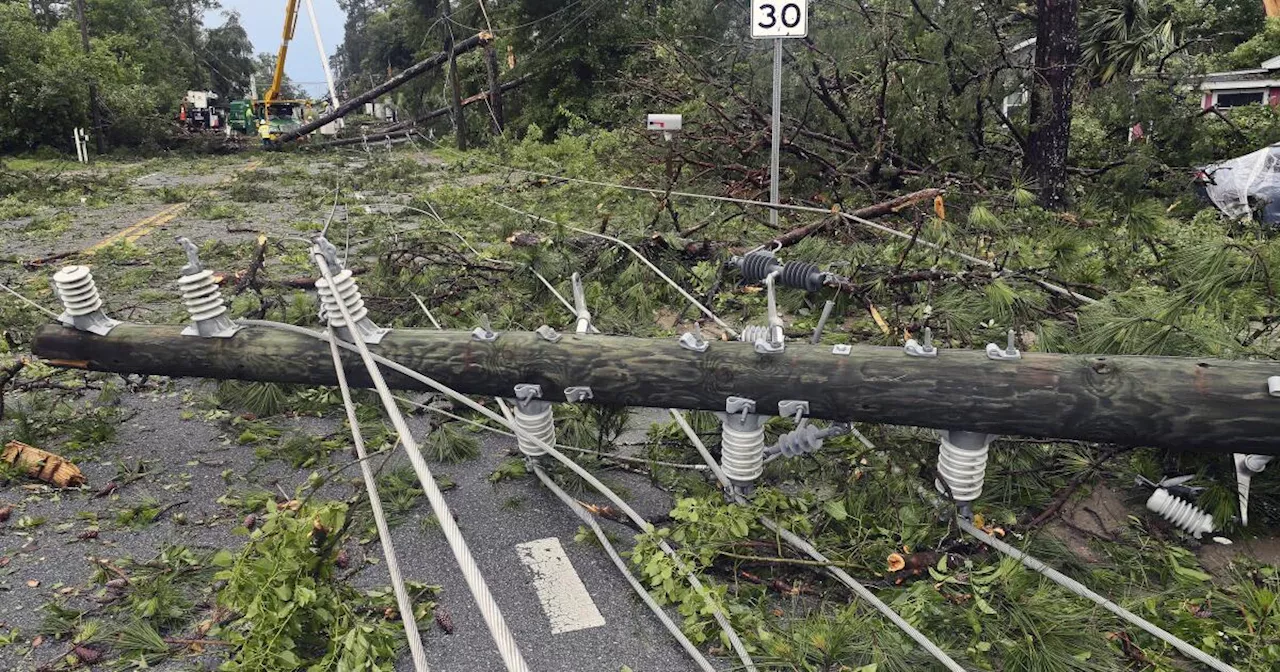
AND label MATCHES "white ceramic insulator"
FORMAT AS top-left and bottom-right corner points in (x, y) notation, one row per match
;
(935, 430), (993, 503)
(737, 325), (769, 344)
(53, 265), (103, 316)
(721, 422), (765, 484)
(512, 403), (555, 458)
(177, 270), (227, 322)
(1146, 488), (1214, 539)
(315, 269), (369, 328)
